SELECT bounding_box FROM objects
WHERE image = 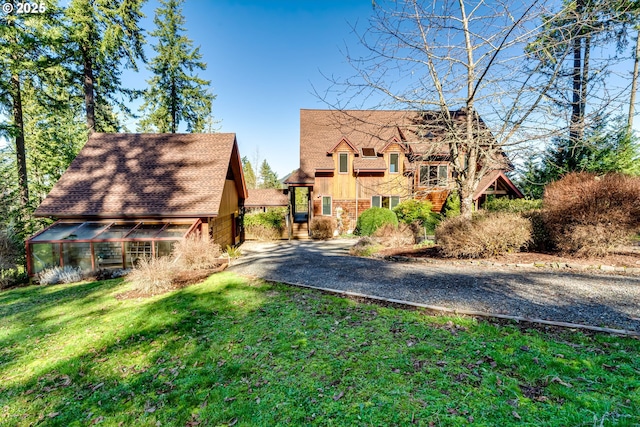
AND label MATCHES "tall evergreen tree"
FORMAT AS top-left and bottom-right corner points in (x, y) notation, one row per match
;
(0, 3), (63, 217)
(64, 0), (146, 133)
(138, 0), (214, 133)
(242, 156), (257, 190)
(258, 160), (280, 189)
